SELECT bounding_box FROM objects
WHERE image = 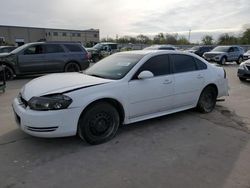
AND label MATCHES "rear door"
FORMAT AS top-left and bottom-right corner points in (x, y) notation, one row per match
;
(170, 54), (205, 108)
(43, 44), (66, 72)
(128, 54), (174, 119)
(18, 44), (47, 73)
